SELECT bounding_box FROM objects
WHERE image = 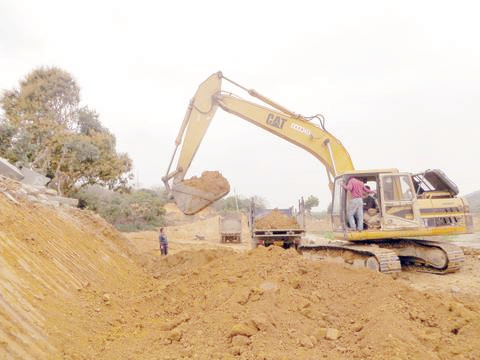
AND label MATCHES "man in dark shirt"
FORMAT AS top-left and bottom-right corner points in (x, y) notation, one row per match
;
(363, 186), (377, 211)
(362, 186), (380, 229)
(159, 228), (168, 256)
